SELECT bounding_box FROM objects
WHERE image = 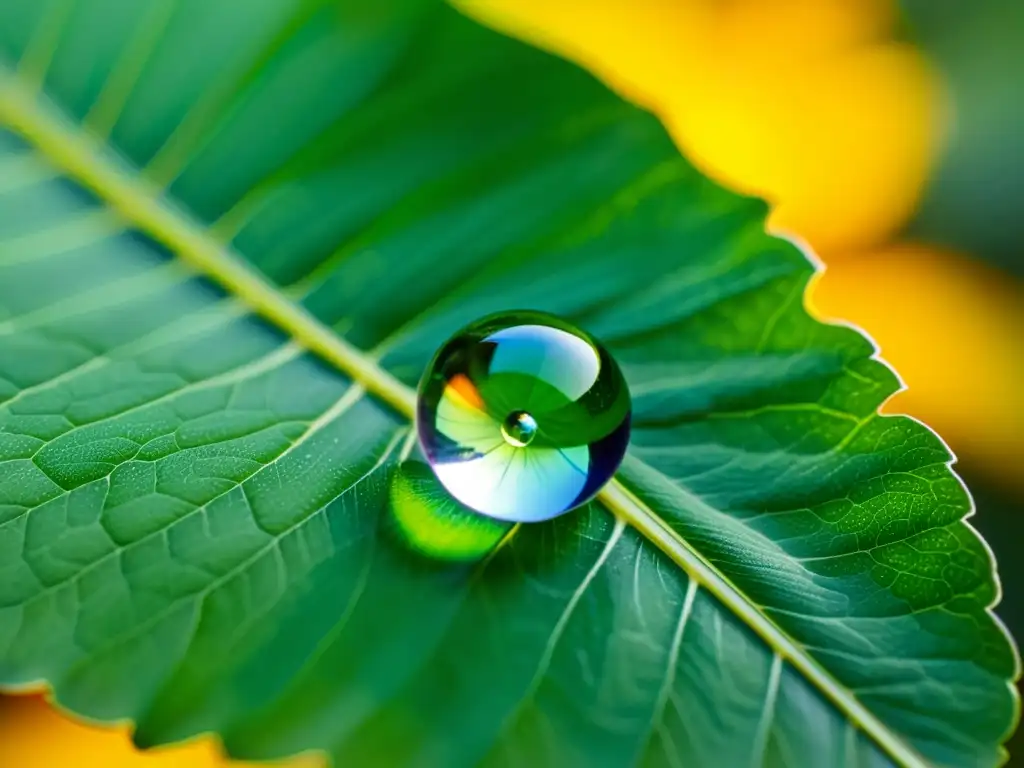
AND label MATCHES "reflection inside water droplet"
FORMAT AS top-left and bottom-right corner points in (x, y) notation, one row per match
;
(416, 310), (631, 523)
